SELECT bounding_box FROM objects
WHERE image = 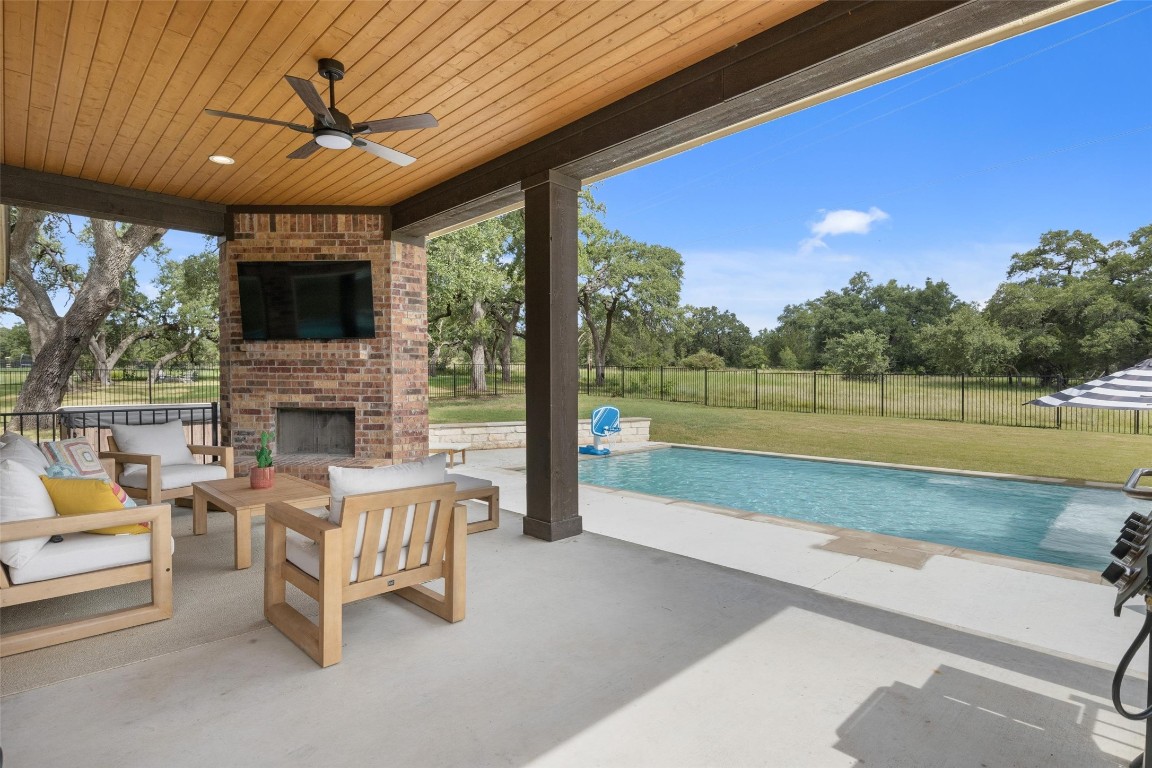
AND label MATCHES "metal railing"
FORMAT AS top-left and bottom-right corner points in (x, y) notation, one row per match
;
(429, 363), (1148, 435)
(1, 403), (220, 449)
